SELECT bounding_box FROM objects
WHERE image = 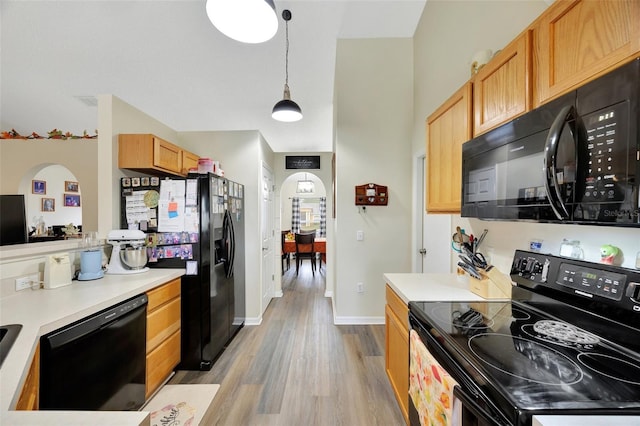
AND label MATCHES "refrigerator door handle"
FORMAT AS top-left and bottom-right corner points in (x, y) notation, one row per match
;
(226, 210), (236, 278)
